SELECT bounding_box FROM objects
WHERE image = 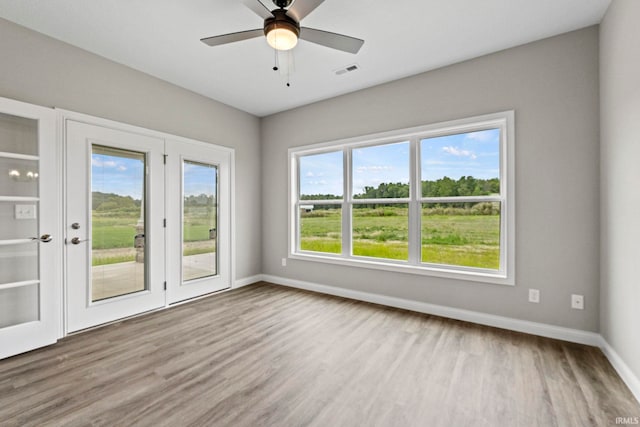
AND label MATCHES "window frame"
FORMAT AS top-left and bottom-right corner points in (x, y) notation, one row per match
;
(288, 111), (515, 285)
